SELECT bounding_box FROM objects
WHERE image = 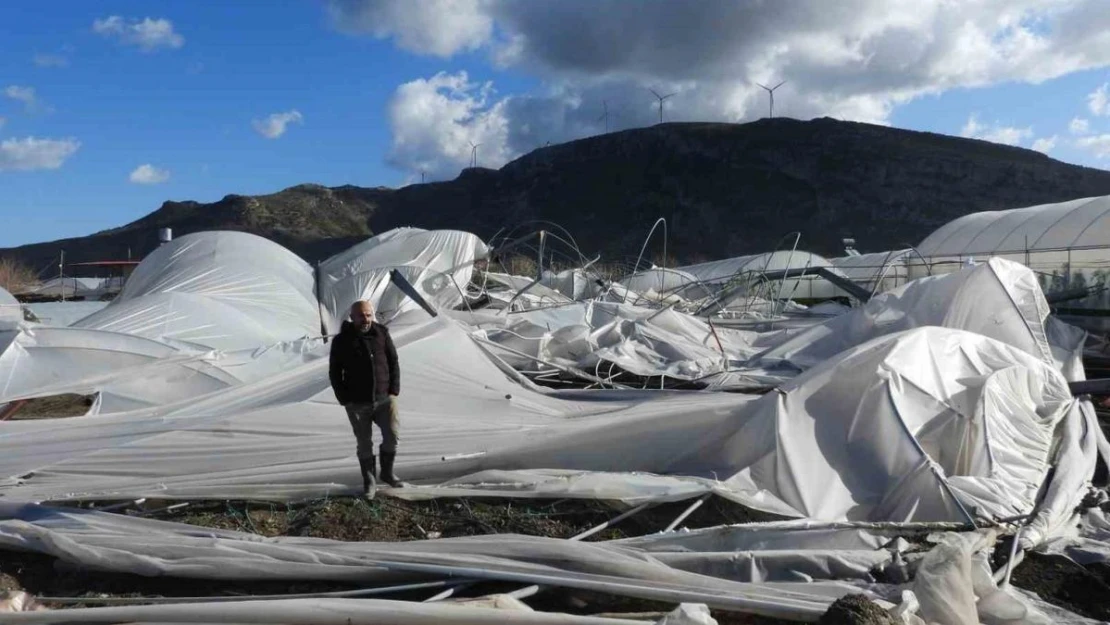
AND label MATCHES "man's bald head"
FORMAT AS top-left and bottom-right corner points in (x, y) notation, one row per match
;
(350, 300), (374, 331)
